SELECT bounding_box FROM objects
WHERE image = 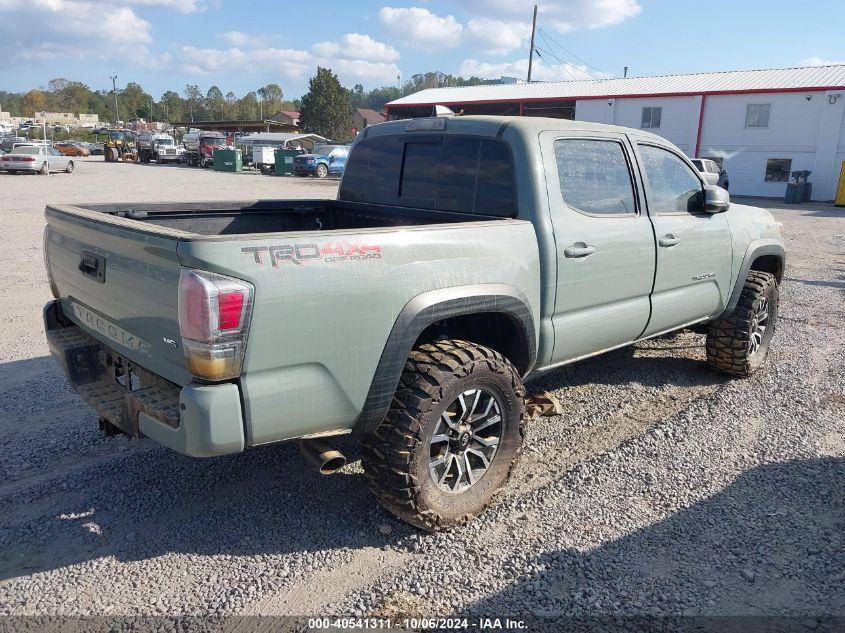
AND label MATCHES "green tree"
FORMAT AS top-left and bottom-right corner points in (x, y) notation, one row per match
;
(237, 91), (259, 120)
(206, 85), (225, 120)
(183, 84), (203, 122)
(159, 90), (183, 123)
(298, 67), (353, 140)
